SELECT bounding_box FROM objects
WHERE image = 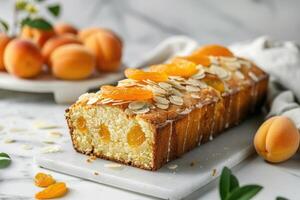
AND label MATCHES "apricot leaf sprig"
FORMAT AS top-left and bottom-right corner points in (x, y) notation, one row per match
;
(0, 152), (11, 168)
